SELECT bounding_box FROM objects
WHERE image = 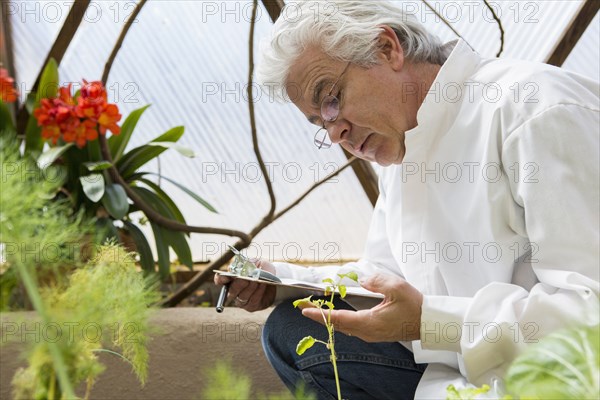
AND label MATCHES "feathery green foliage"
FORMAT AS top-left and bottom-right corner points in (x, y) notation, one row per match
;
(2, 139), (159, 399)
(200, 360), (315, 400)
